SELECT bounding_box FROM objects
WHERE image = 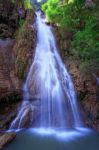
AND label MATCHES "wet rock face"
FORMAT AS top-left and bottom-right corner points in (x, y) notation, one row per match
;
(53, 26), (73, 60)
(0, 132), (16, 149)
(0, 36), (21, 132)
(65, 58), (99, 131)
(80, 76), (99, 131)
(0, 39), (21, 102)
(66, 62), (99, 131)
